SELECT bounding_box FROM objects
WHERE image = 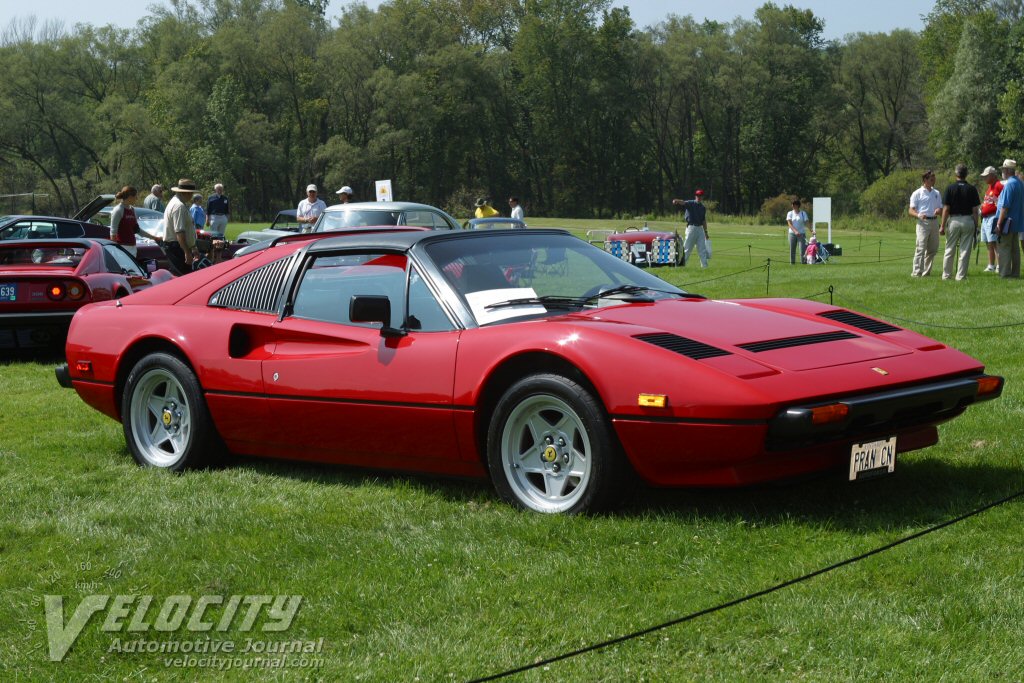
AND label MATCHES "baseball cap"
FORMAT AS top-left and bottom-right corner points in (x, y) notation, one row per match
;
(1001, 159), (1017, 170)
(980, 166), (999, 178)
(695, 189), (705, 196)
(336, 186), (353, 195)
(306, 184), (318, 193)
